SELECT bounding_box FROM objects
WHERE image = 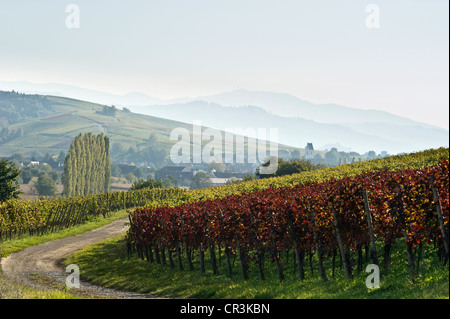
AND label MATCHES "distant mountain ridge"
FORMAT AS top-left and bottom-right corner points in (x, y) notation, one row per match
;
(1, 80), (448, 154)
(131, 101), (448, 154)
(195, 89), (431, 127)
(0, 80), (163, 107)
(0, 80), (441, 126)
